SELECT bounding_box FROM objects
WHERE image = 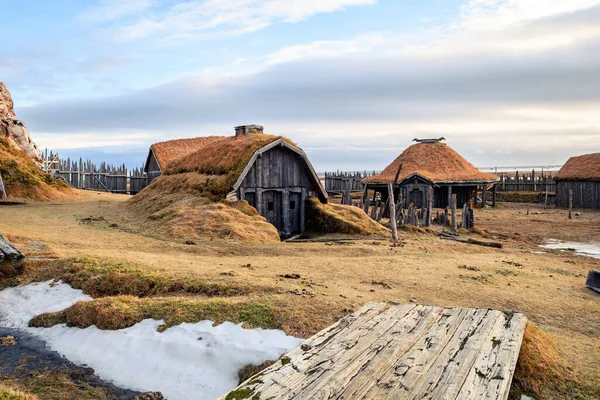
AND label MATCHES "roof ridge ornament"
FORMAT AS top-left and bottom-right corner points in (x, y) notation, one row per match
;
(413, 137), (446, 143)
